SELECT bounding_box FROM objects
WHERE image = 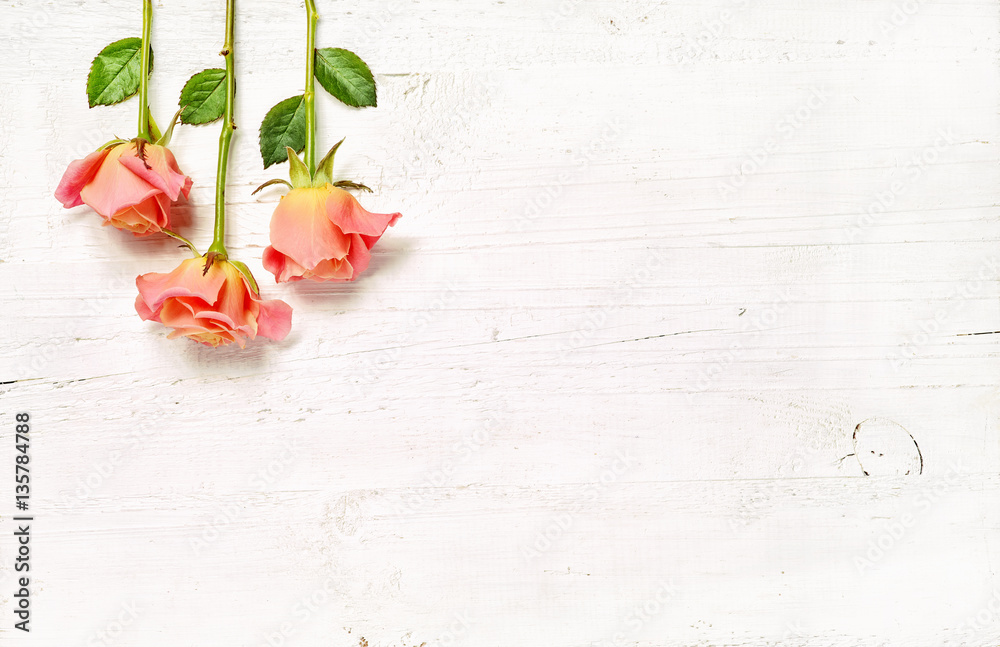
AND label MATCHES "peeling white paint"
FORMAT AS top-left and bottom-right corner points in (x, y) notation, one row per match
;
(2, 0), (1000, 645)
